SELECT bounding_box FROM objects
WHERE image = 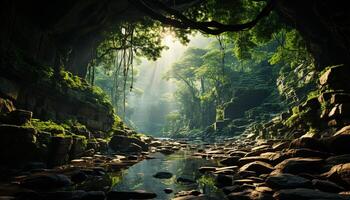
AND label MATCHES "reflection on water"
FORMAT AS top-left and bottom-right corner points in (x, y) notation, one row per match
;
(112, 149), (226, 199)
